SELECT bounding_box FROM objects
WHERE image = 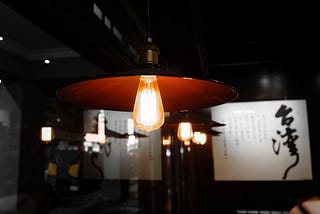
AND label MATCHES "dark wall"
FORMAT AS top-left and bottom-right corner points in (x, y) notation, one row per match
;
(18, 80), (49, 213)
